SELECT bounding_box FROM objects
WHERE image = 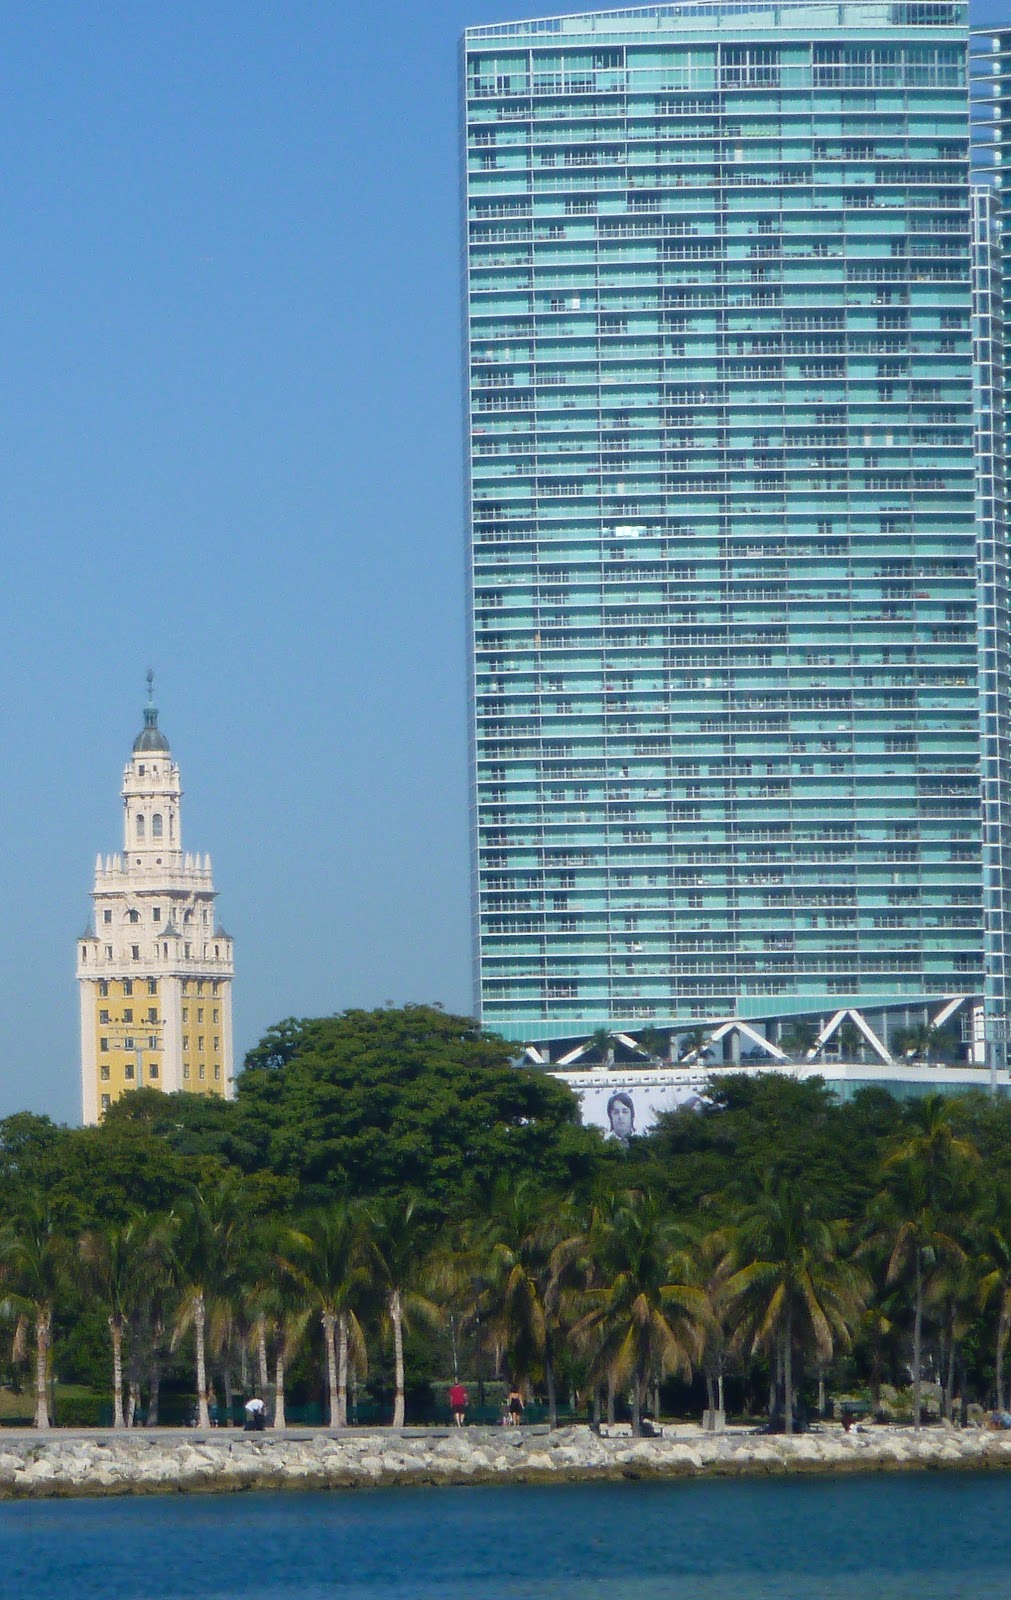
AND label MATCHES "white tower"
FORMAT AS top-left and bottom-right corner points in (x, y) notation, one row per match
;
(77, 675), (235, 1124)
